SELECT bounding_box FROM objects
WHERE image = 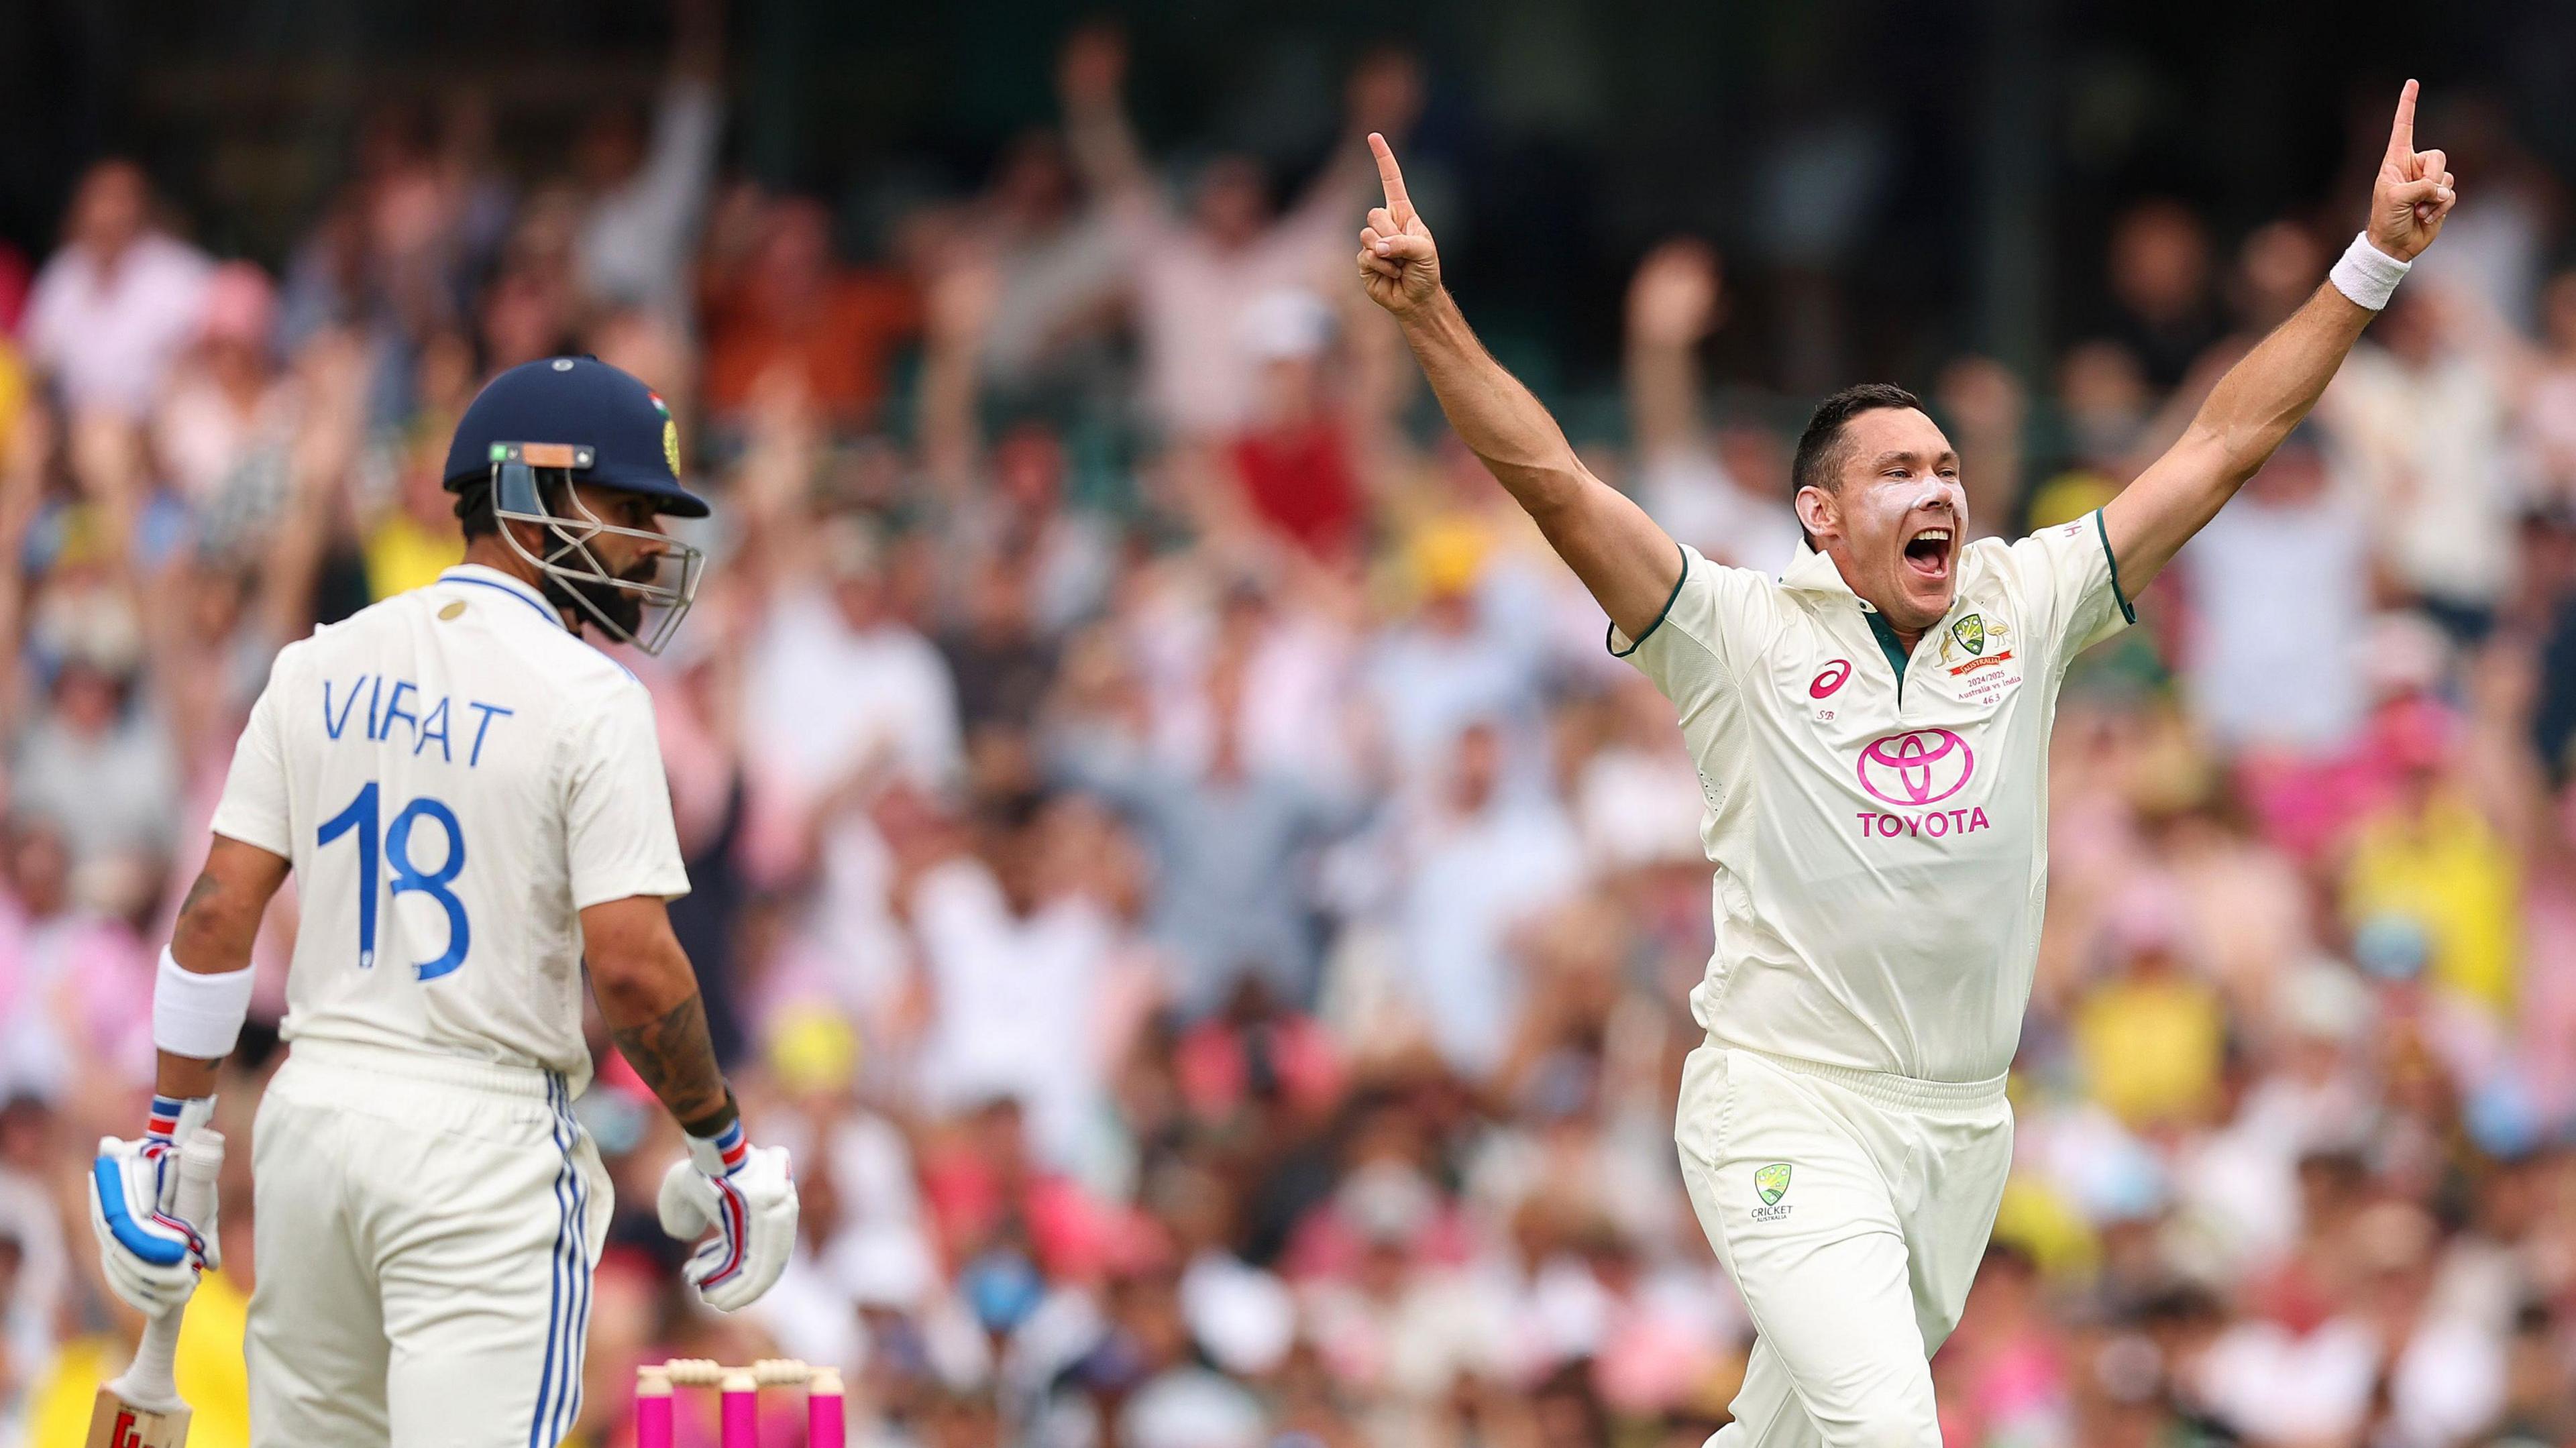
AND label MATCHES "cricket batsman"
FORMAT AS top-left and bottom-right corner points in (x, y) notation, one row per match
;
(86, 356), (800, 1445)
(1358, 84), (2454, 1446)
